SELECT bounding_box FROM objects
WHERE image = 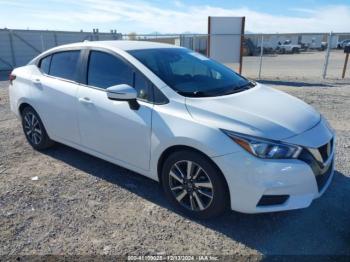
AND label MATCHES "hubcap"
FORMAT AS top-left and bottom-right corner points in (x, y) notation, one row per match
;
(23, 112), (42, 145)
(169, 160), (213, 211)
